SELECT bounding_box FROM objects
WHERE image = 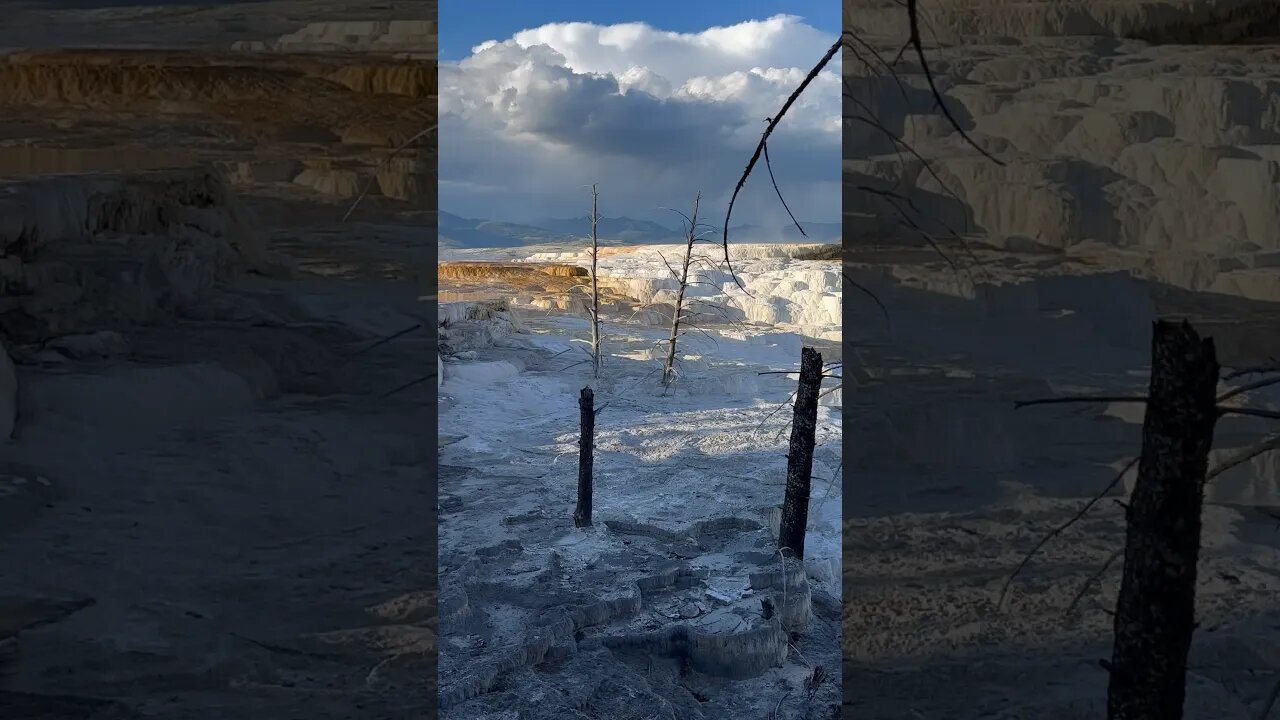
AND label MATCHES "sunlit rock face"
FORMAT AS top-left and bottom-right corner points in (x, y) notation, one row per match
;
(845, 0), (1280, 297)
(233, 20), (436, 57)
(525, 244), (842, 341)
